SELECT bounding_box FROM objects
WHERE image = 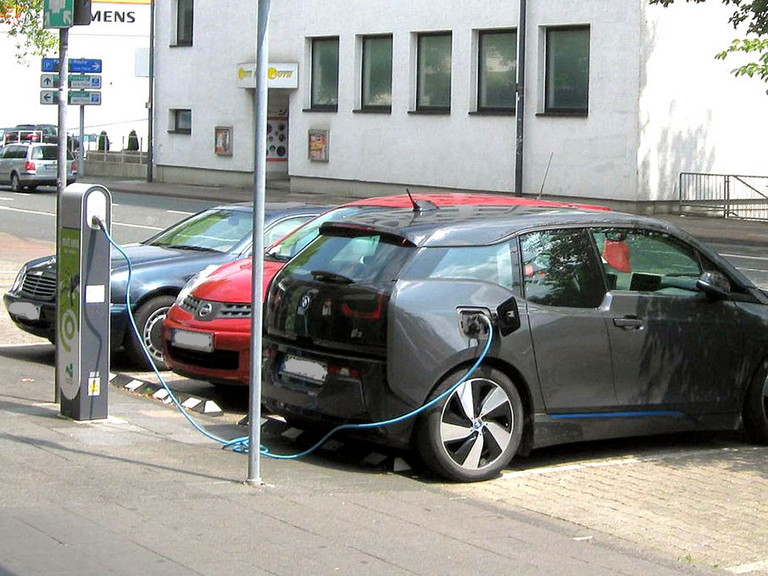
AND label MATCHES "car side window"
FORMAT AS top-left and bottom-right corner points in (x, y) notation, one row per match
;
(424, 243), (516, 289)
(591, 228), (704, 295)
(519, 228), (605, 308)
